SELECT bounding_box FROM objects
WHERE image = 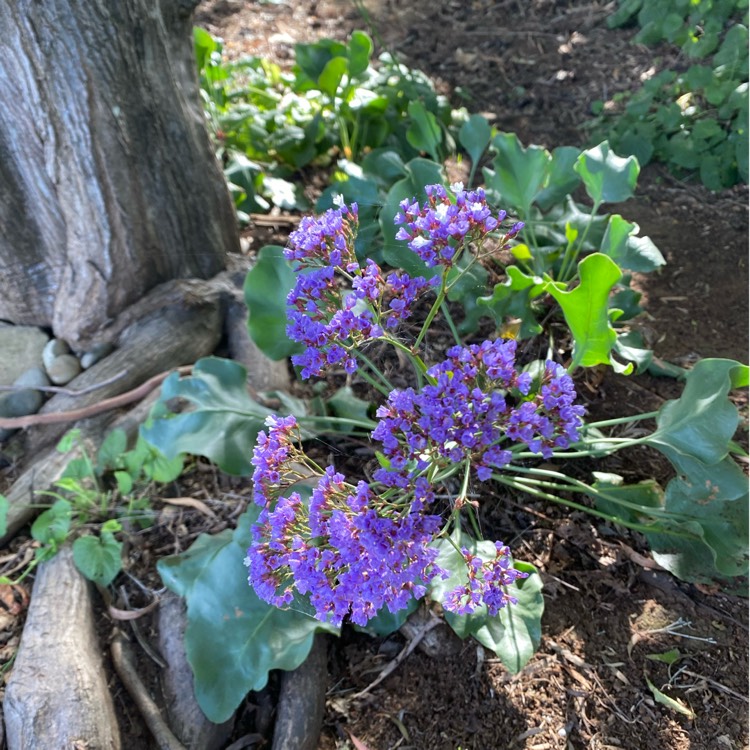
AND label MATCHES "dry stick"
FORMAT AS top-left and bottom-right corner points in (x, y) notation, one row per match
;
(0, 366), (192, 430)
(111, 630), (186, 750)
(351, 613), (442, 700)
